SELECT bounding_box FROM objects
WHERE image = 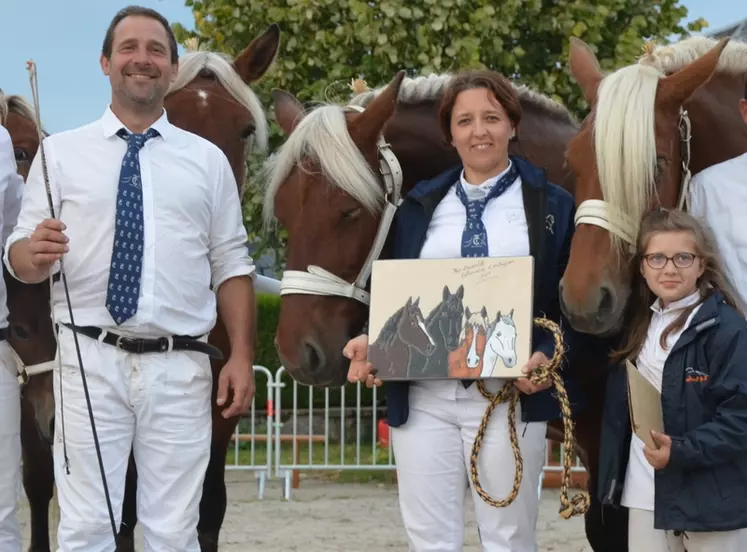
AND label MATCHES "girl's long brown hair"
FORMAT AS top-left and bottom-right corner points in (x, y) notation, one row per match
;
(611, 208), (745, 363)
